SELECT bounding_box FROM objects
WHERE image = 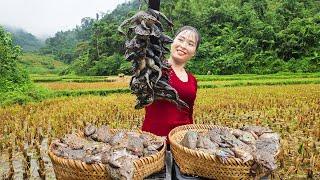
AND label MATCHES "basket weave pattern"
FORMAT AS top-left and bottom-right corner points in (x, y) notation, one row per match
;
(48, 129), (166, 180)
(169, 124), (257, 180)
